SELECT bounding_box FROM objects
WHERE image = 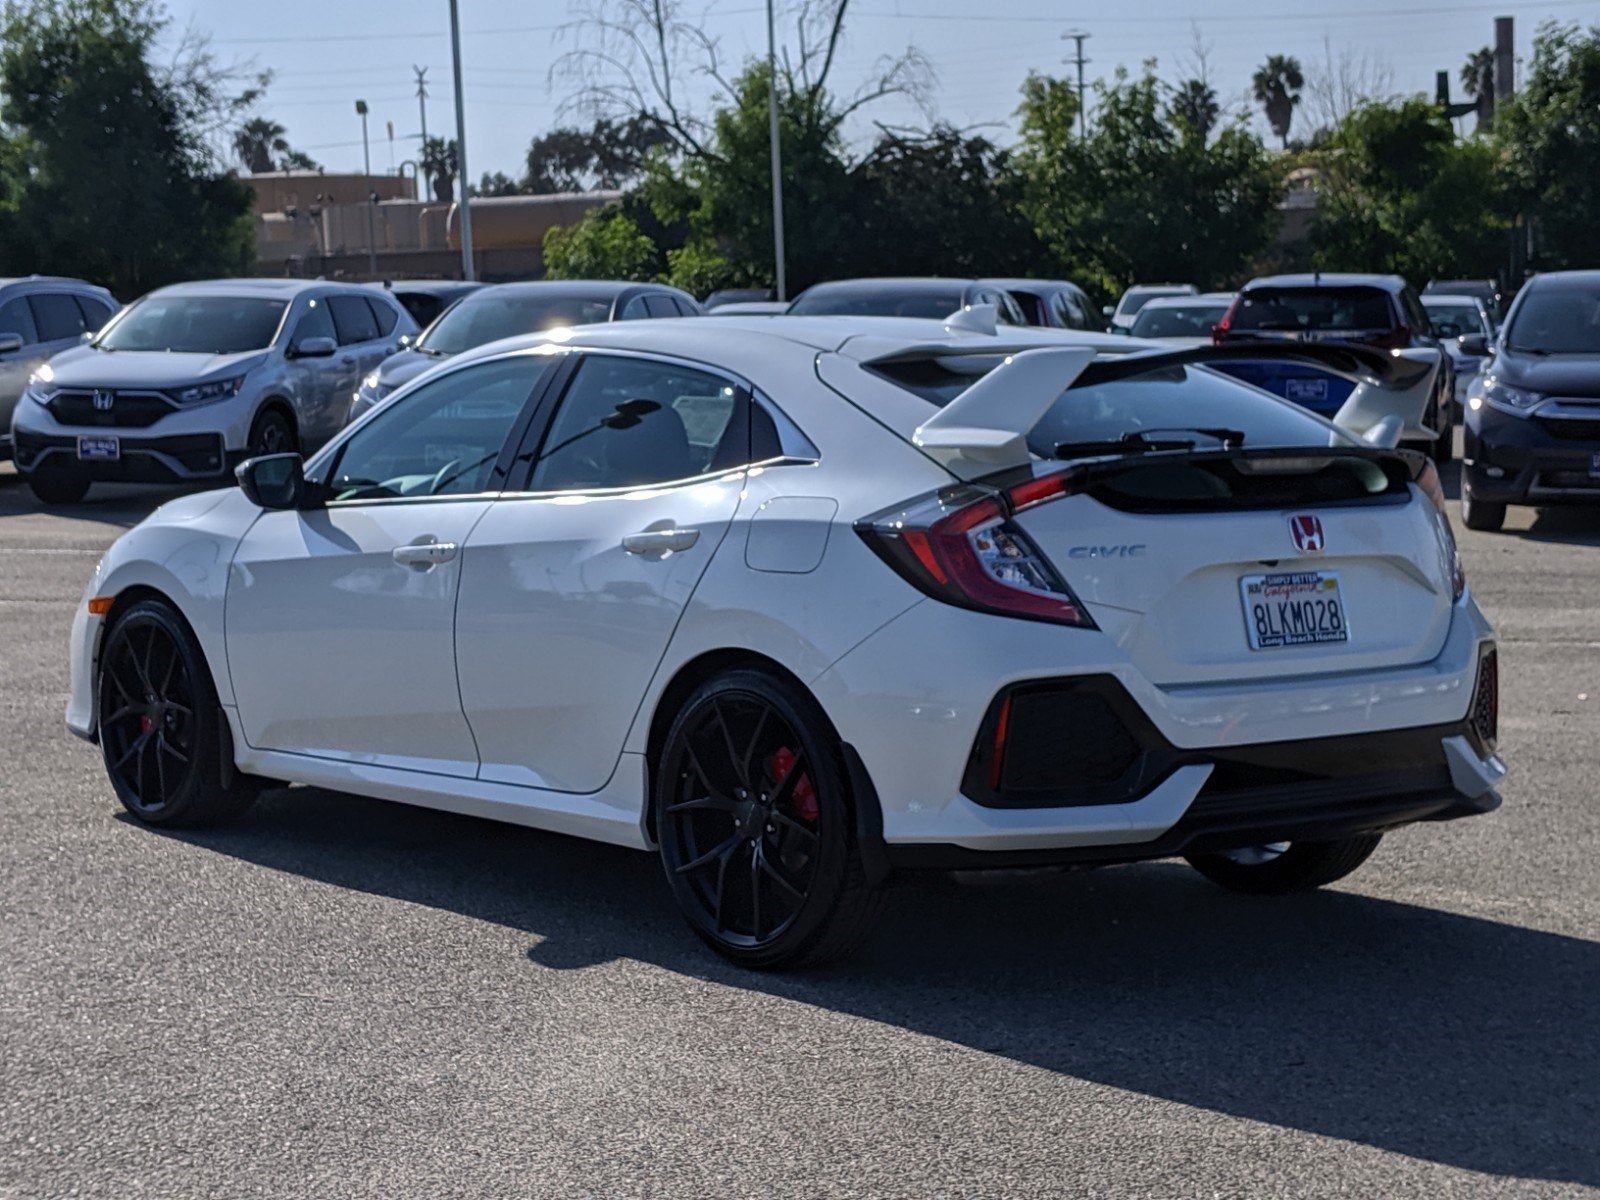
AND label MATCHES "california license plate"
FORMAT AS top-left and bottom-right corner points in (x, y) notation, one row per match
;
(1285, 377), (1328, 402)
(1241, 571), (1349, 650)
(77, 435), (119, 461)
